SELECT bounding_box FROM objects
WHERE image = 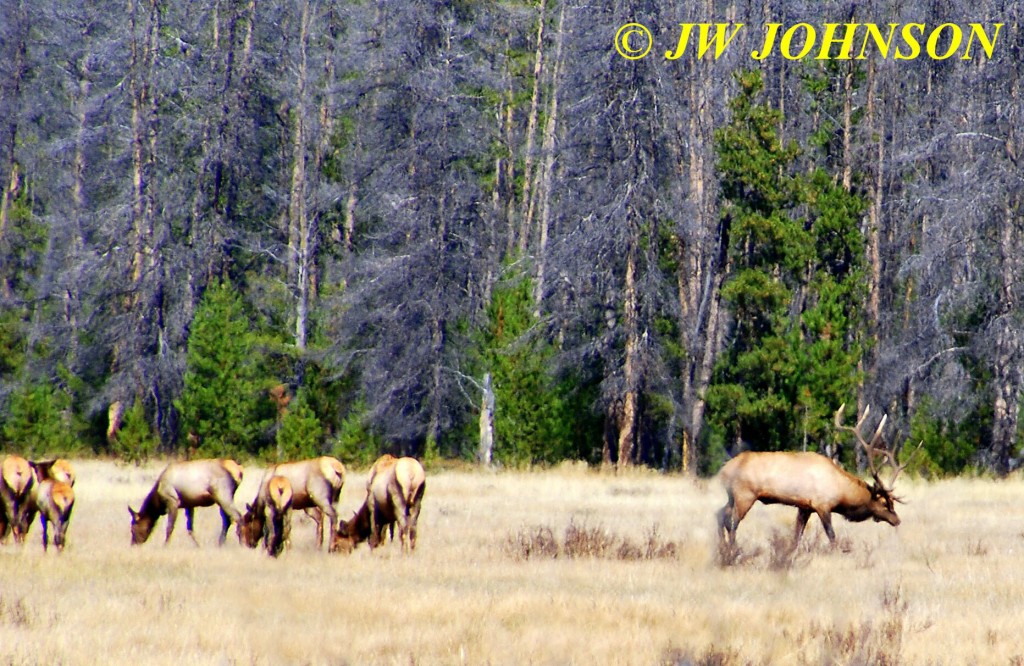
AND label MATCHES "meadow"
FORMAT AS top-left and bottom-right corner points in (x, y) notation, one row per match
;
(2, 459), (1024, 665)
